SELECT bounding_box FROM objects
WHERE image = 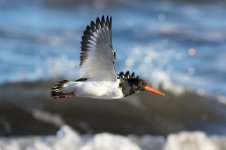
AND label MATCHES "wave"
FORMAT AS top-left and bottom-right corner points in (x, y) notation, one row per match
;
(1, 80), (226, 136)
(0, 125), (226, 150)
(0, 55), (78, 83)
(0, 46), (188, 97)
(121, 44), (226, 100)
(1, 43), (226, 104)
